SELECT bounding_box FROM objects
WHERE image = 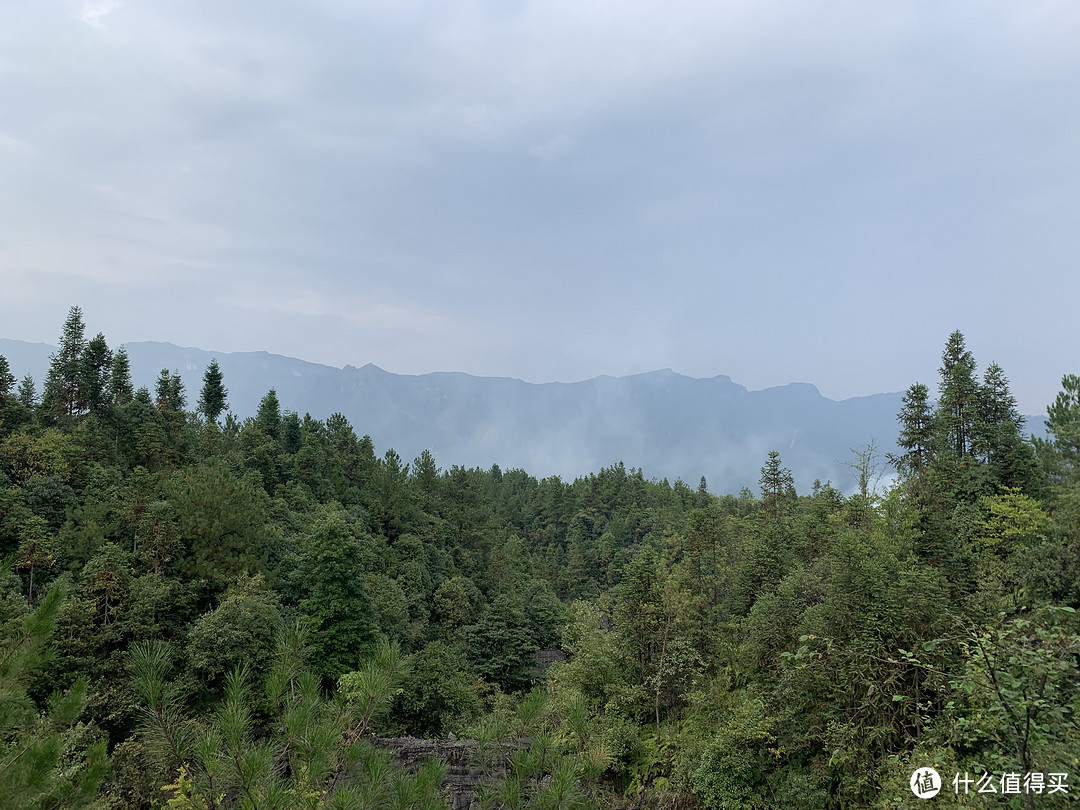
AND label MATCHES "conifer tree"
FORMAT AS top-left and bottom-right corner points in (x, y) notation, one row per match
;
(935, 330), (979, 458)
(196, 359), (228, 423)
(0, 576), (109, 805)
(973, 362), (1039, 491)
(42, 306), (88, 418)
(0, 354), (14, 396)
(1034, 373), (1080, 488)
(79, 332), (112, 414)
(891, 382), (934, 493)
(16, 375), (36, 408)
(255, 388), (281, 439)
(758, 451), (795, 520)
(108, 346), (134, 405)
(154, 369), (185, 412)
